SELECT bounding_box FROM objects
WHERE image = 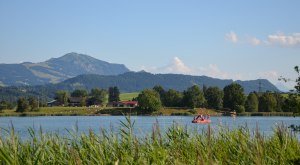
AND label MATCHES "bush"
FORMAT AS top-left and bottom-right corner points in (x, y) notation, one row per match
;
(188, 109), (197, 114)
(235, 105), (245, 113)
(170, 112), (193, 116)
